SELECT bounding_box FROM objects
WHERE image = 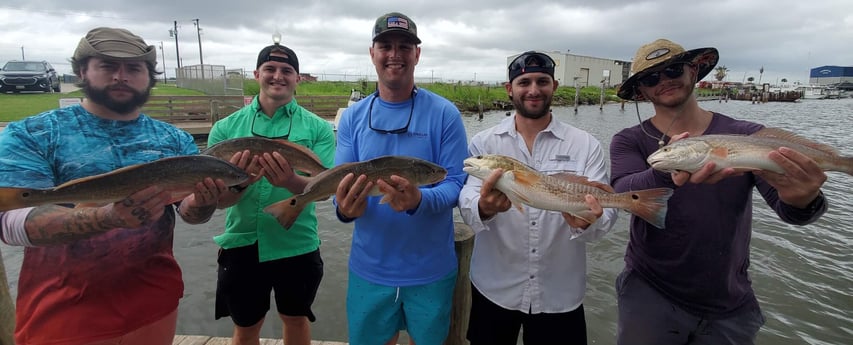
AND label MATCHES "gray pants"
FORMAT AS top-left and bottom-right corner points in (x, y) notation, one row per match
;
(615, 268), (765, 345)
